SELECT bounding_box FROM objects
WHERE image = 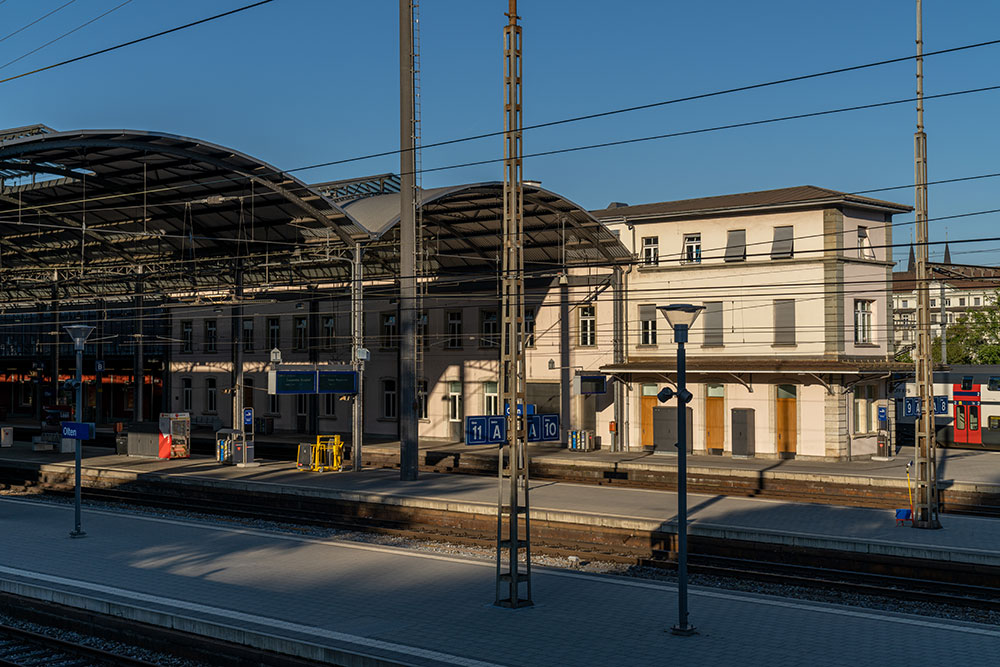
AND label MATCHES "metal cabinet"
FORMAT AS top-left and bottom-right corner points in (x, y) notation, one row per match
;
(652, 406), (693, 454)
(731, 408), (755, 458)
